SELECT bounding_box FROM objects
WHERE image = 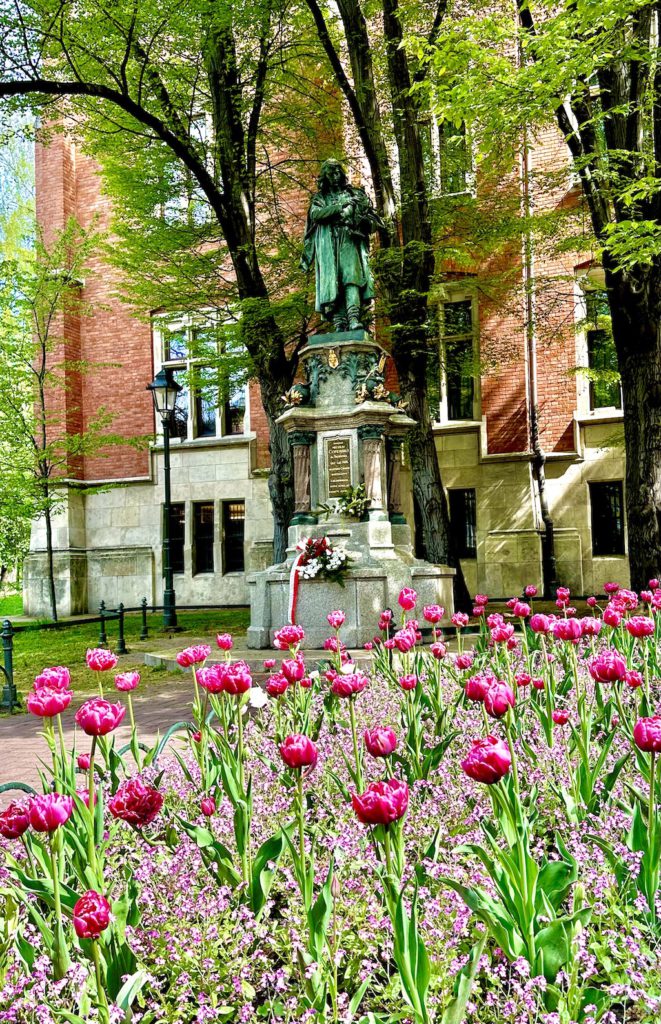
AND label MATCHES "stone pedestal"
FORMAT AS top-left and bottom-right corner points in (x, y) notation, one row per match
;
(247, 331), (455, 649)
